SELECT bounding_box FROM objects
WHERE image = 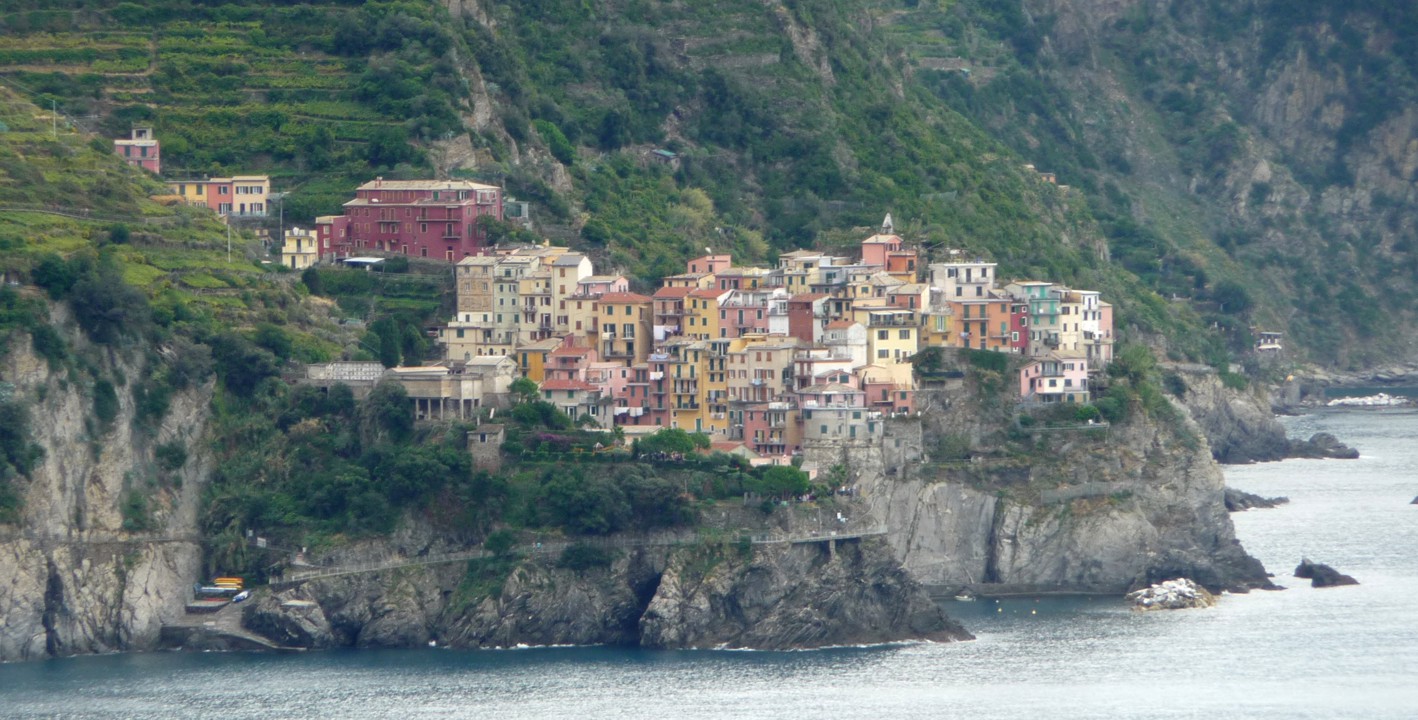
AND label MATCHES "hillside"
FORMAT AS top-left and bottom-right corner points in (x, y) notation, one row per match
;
(881, 0), (1418, 368)
(2, 0), (1240, 362)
